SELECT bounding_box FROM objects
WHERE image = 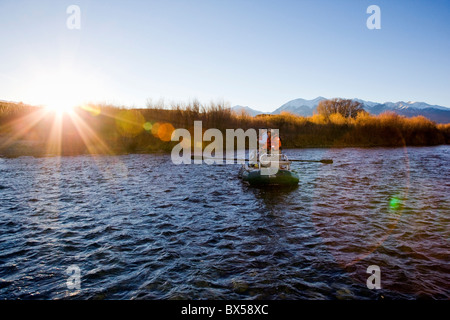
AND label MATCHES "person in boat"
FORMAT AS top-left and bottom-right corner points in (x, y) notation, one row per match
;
(259, 129), (281, 153)
(259, 130), (268, 152)
(271, 132), (281, 153)
(257, 129), (283, 169)
(257, 130), (269, 168)
(270, 131), (286, 169)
